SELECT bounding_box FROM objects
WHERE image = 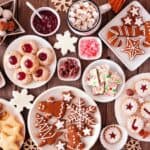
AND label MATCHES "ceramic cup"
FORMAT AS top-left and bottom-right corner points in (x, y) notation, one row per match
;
(67, 0), (111, 36)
